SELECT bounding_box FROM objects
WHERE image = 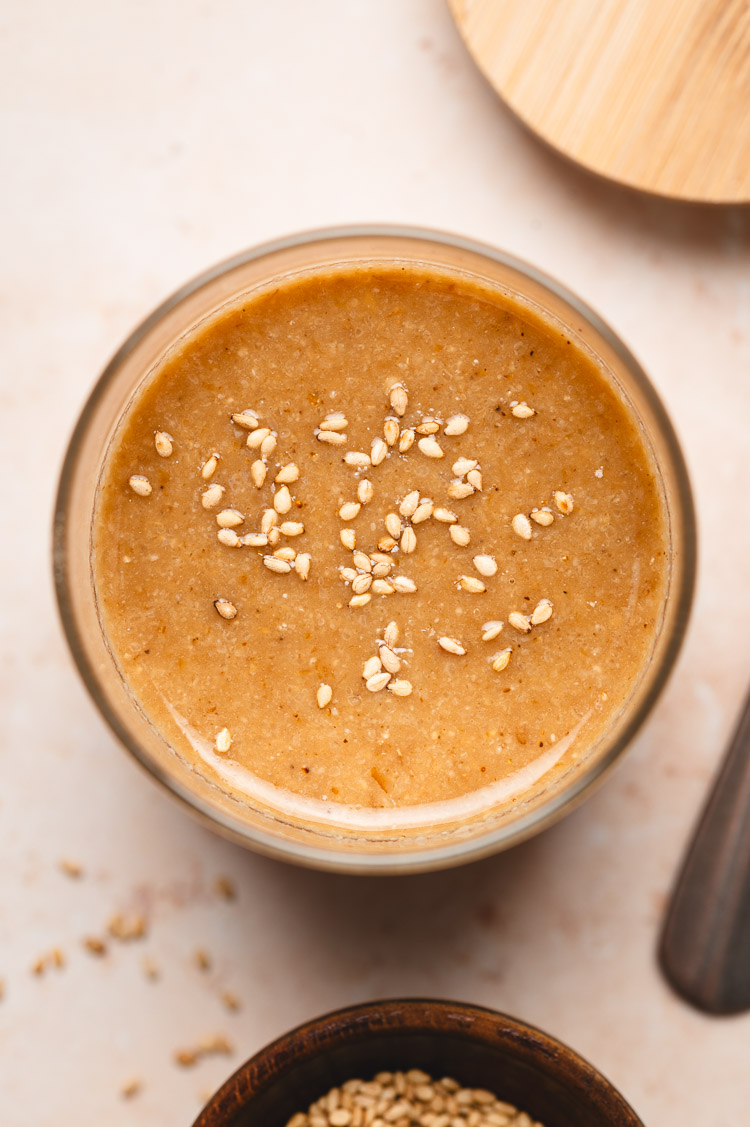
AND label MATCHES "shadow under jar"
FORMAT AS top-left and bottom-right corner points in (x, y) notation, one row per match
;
(54, 227), (695, 873)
